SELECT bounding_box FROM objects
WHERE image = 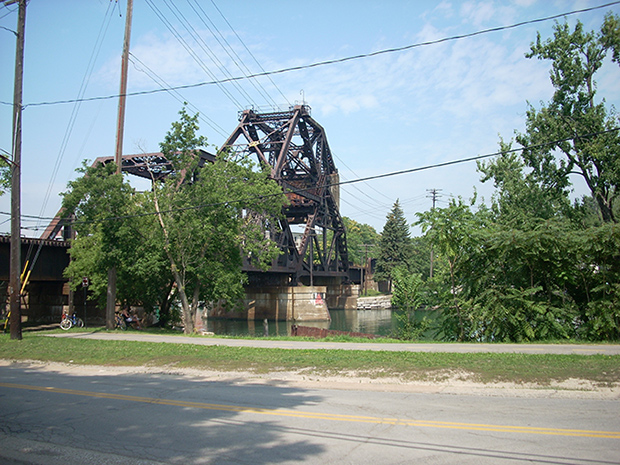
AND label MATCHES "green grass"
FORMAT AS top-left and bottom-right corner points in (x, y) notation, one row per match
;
(1, 332), (619, 386)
